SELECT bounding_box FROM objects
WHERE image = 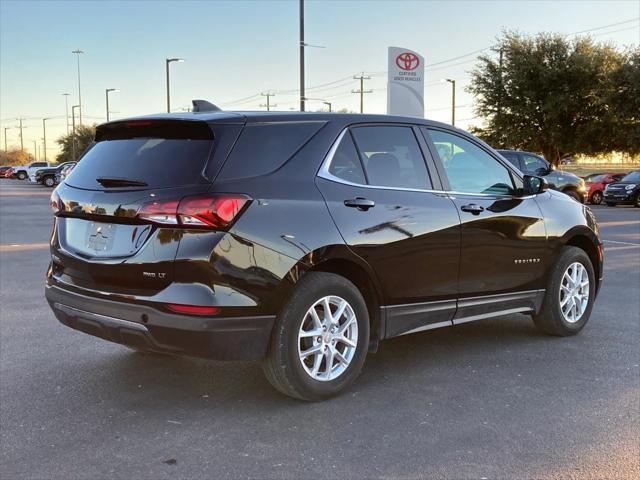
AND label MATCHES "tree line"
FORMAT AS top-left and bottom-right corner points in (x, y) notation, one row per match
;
(469, 32), (639, 165)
